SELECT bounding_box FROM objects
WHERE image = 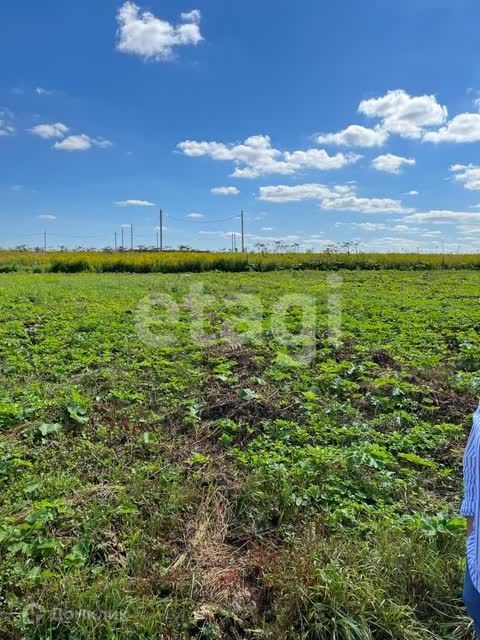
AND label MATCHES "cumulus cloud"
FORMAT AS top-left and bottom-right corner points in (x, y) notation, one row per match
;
(358, 89), (448, 139)
(450, 164), (480, 190)
(423, 113), (480, 143)
(403, 210), (480, 224)
(54, 135), (112, 152)
(258, 183), (414, 213)
(321, 194), (414, 214)
(0, 110), (15, 136)
(317, 125), (388, 147)
(210, 186), (240, 195)
(187, 212), (204, 218)
(353, 222), (388, 231)
(178, 135), (361, 178)
(258, 183), (336, 202)
(181, 9), (201, 23)
(116, 2), (203, 61)
(28, 122), (111, 151)
(115, 199), (155, 207)
(405, 190), (419, 196)
(29, 123), (69, 139)
(371, 153), (416, 174)
(38, 214), (56, 220)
